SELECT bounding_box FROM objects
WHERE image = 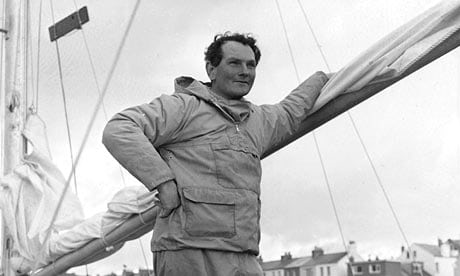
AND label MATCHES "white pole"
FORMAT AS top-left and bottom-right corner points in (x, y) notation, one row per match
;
(1, 0), (27, 275)
(0, 0), (6, 272)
